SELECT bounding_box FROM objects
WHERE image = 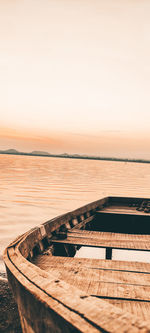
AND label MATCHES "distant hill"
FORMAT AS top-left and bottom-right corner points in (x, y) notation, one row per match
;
(59, 153), (69, 156)
(0, 149), (51, 156)
(31, 151), (50, 156)
(3, 149), (19, 154)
